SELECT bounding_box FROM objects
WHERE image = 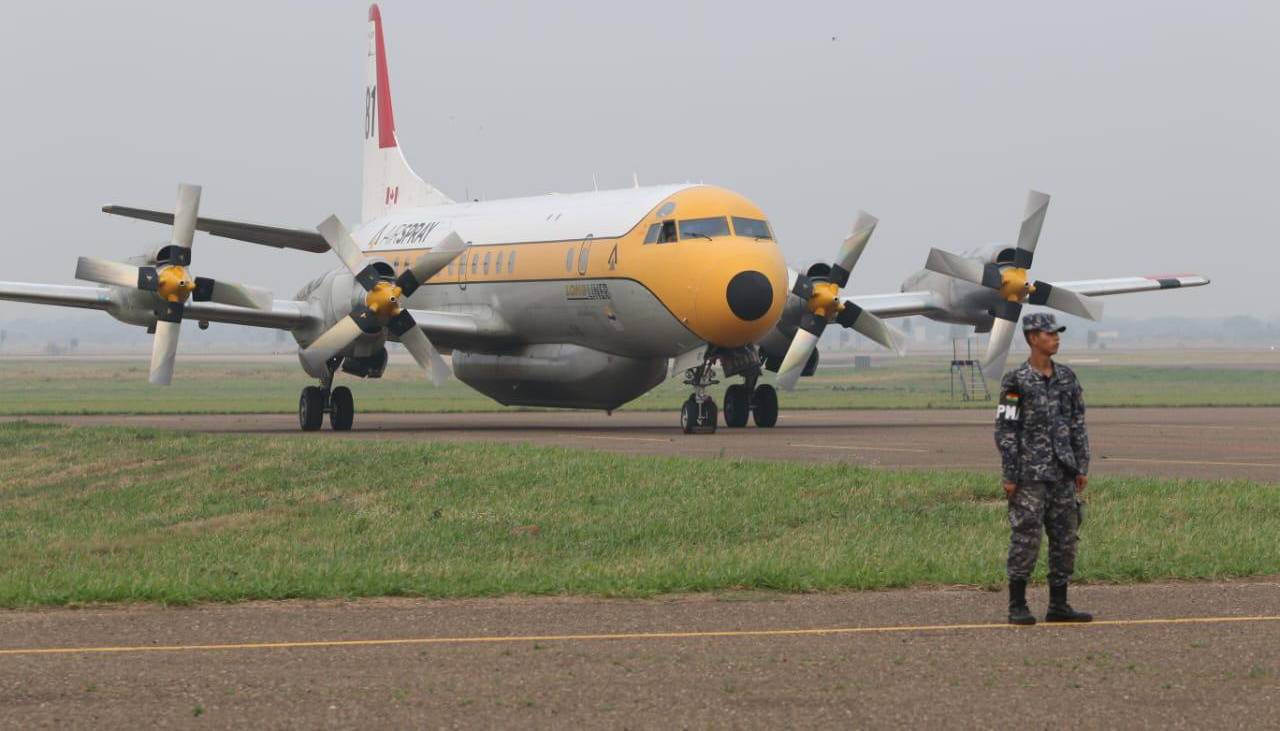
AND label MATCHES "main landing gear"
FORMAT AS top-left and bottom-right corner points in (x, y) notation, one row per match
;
(298, 360), (355, 432)
(722, 373), (778, 429)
